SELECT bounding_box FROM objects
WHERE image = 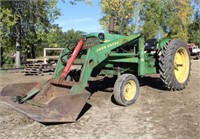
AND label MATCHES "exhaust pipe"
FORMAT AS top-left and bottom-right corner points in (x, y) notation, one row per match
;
(108, 16), (114, 34)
